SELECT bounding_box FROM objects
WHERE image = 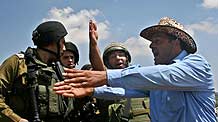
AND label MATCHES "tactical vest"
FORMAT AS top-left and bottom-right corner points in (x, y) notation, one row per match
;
(5, 48), (64, 121)
(108, 98), (150, 122)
